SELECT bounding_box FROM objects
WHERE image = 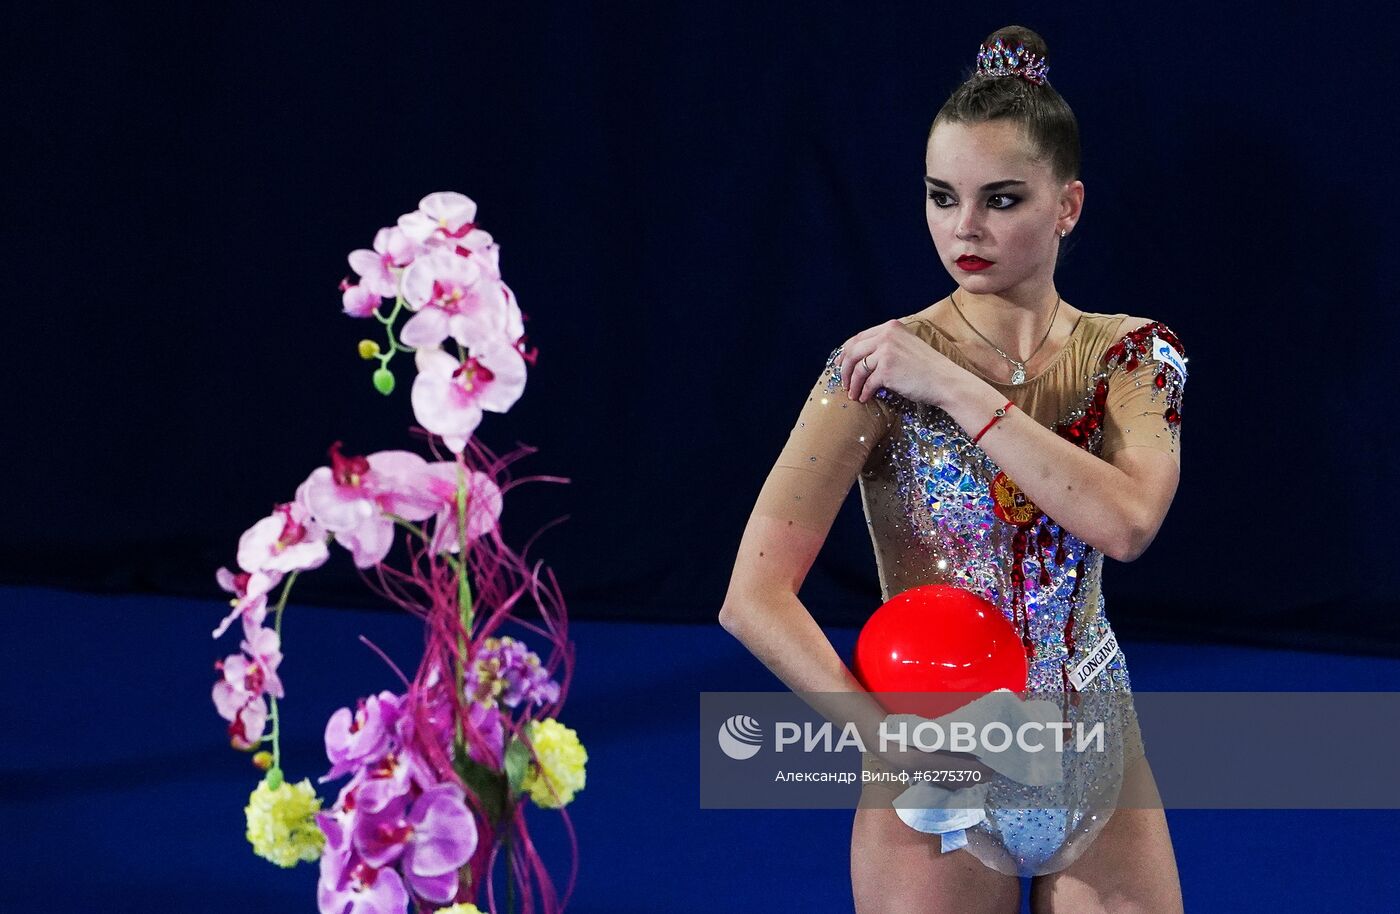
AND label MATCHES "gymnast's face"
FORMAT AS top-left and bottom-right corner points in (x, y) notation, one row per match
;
(924, 119), (1083, 294)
